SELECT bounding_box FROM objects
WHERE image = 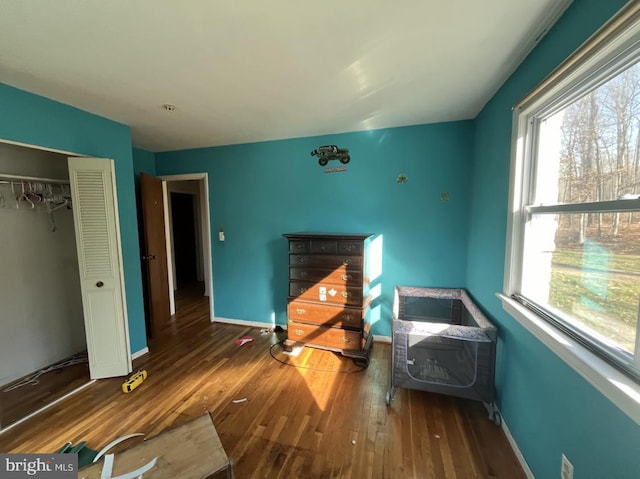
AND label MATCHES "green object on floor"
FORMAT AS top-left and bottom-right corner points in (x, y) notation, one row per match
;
(55, 442), (72, 454)
(55, 441), (98, 469)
